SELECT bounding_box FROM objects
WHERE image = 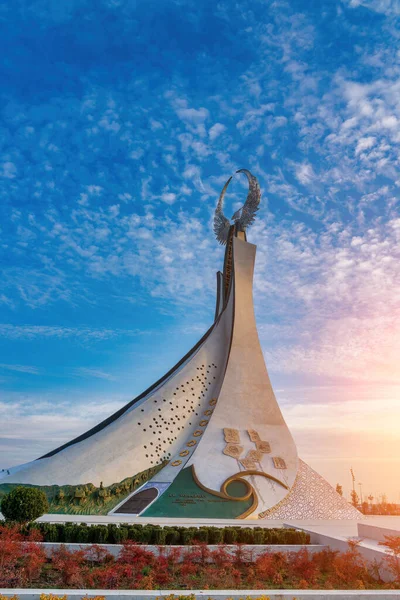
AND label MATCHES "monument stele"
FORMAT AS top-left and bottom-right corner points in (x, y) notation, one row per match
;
(0, 170), (360, 519)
